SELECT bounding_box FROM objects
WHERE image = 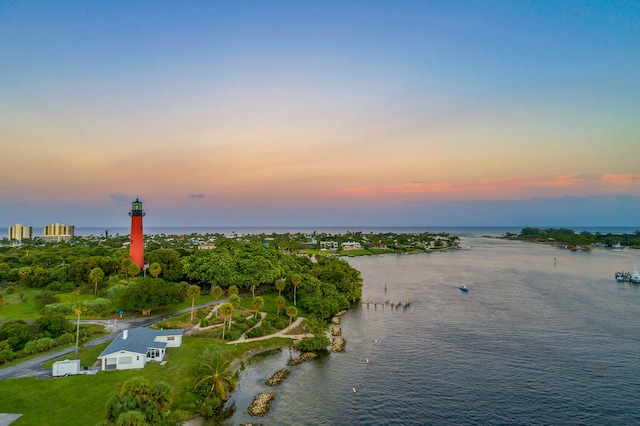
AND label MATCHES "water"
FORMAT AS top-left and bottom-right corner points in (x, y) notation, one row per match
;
(37, 225), (640, 238)
(221, 237), (640, 425)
